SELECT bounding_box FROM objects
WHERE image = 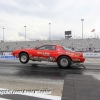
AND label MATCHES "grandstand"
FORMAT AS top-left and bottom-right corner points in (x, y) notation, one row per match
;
(0, 38), (100, 52)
